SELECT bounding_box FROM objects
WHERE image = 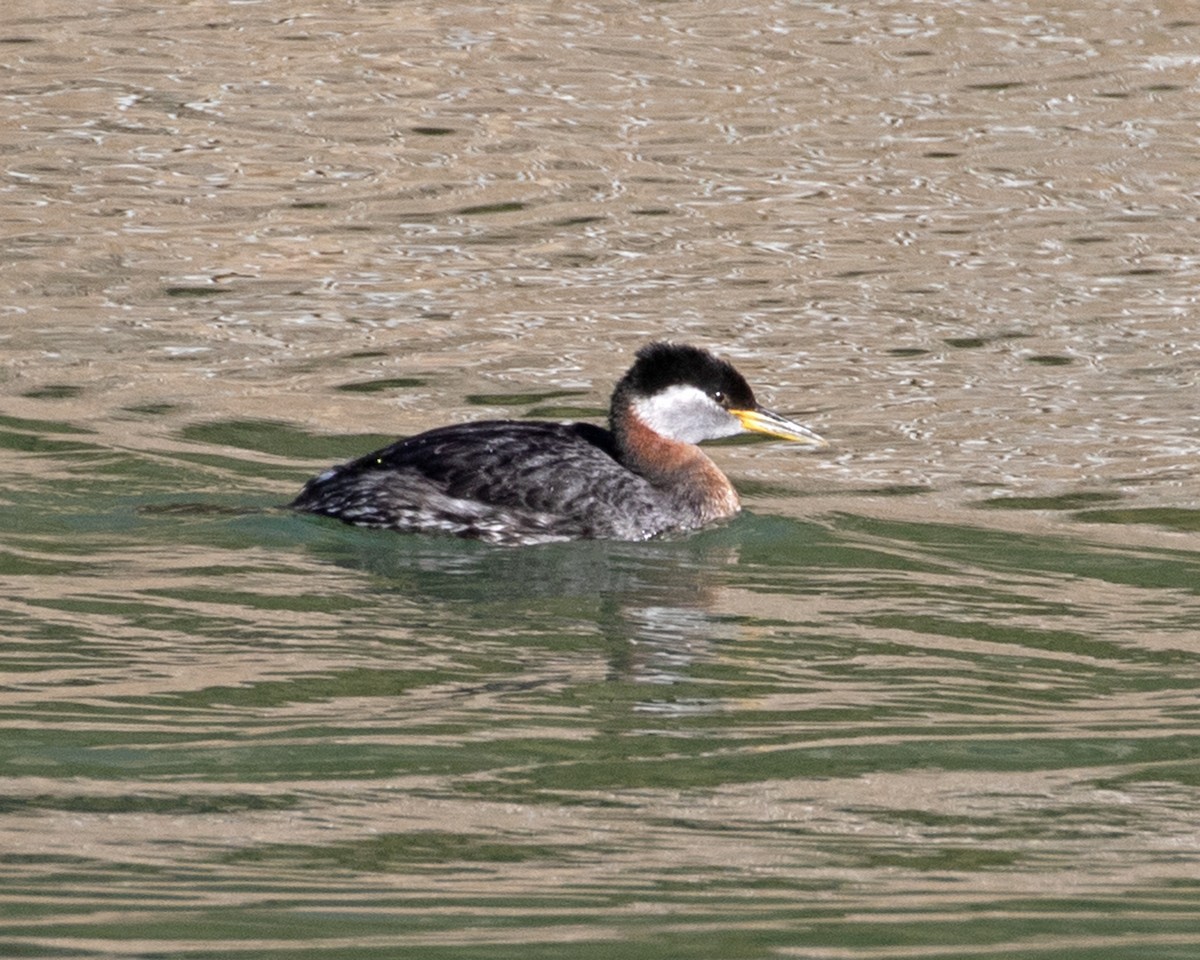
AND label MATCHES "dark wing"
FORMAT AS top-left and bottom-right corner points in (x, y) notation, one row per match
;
(291, 420), (675, 543)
